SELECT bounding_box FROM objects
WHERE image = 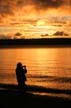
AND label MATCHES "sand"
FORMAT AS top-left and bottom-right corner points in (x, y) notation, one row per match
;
(0, 84), (71, 108)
